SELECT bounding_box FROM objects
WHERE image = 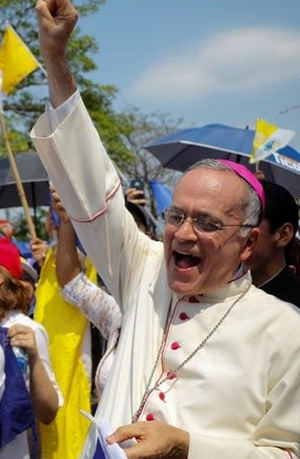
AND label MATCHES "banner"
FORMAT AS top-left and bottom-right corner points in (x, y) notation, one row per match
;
(250, 118), (295, 163)
(0, 24), (39, 94)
